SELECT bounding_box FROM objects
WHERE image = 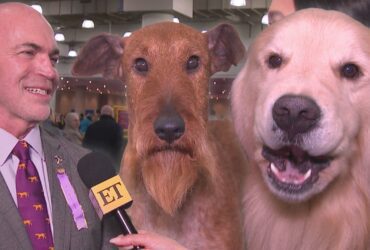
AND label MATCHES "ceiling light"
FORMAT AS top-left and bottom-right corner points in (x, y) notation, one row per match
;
(31, 4), (43, 14)
(68, 49), (77, 57)
(173, 17), (180, 23)
(82, 19), (94, 29)
(261, 14), (269, 25)
(123, 32), (132, 37)
(230, 0), (246, 7)
(54, 33), (65, 42)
